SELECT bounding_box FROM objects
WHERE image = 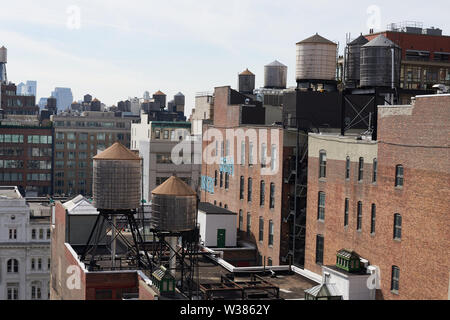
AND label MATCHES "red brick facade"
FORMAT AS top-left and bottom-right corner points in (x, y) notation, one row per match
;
(305, 95), (450, 300)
